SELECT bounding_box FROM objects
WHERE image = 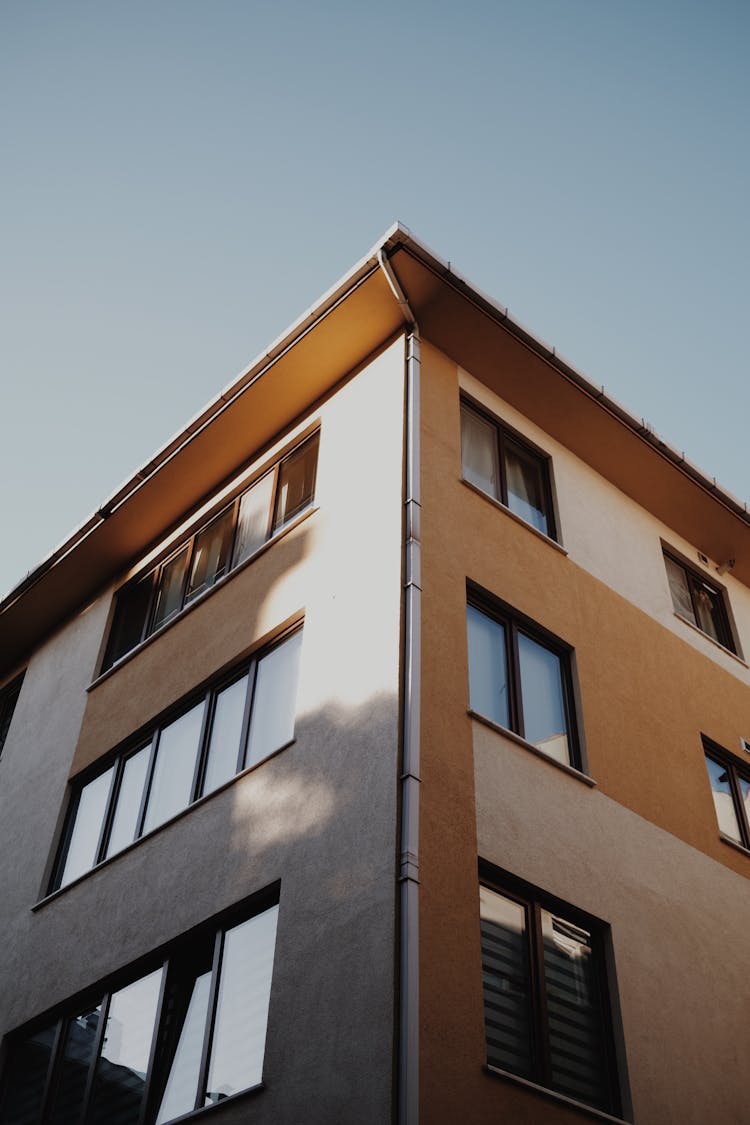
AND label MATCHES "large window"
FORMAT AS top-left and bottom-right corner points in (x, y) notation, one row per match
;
(479, 871), (621, 1116)
(460, 400), (557, 539)
(703, 738), (750, 849)
(0, 897), (279, 1125)
(467, 596), (579, 770)
(103, 433), (319, 671)
(0, 673), (24, 760)
(663, 549), (735, 653)
(52, 629), (302, 893)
